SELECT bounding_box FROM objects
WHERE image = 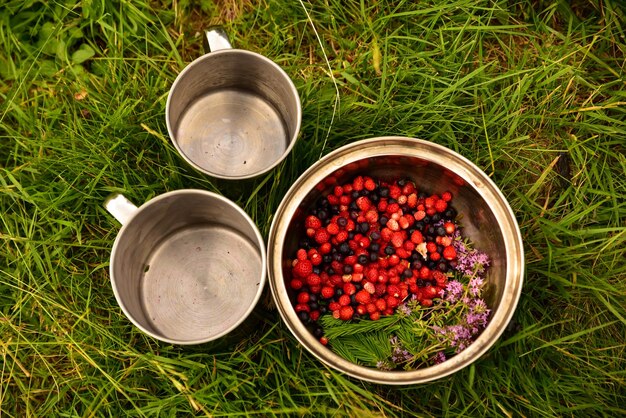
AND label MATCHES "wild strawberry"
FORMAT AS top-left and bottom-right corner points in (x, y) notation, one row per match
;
(356, 196), (371, 211)
(397, 194), (407, 205)
(420, 298), (433, 307)
(398, 216), (410, 229)
(310, 285), (321, 294)
(444, 221), (456, 234)
(390, 231), (404, 248)
(305, 215), (322, 230)
(319, 336), (329, 345)
(403, 241), (415, 252)
(355, 290), (371, 305)
(326, 223), (340, 235)
(414, 210), (426, 221)
(407, 193), (418, 208)
(332, 309), (341, 319)
(351, 273), (364, 282)
(435, 199), (447, 213)
(338, 306), (353, 320)
(419, 266), (431, 279)
(327, 195), (339, 205)
(364, 177), (376, 191)
(306, 274), (321, 286)
(385, 295), (399, 308)
(387, 218), (399, 231)
(380, 227), (393, 241)
(369, 311), (381, 320)
(389, 185), (401, 199)
(426, 242), (438, 253)
(430, 251), (441, 261)
(387, 284), (401, 297)
(321, 286), (335, 299)
(335, 230), (349, 243)
(297, 292), (310, 304)
(314, 229), (331, 244)
(411, 230), (424, 244)
(375, 283), (387, 296)
(343, 282), (357, 295)
(440, 236), (452, 247)
(319, 242), (332, 254)
(386, 202), (400, 214)
(293, 260), (313, 277)
(424, 285), (439, 299)
(443, 245), (457, 260)
(424, 197), (435, 209)
(365, 209), (378, 223)
(309, 251), (323, 266)
(333, 185), (344, 196)
(441, 191), (453, 202)
(375, 298), (387, 312)
(338, 294), (351, 306)
(290, 278), (304, 290)
(396, 248), (410, 259)
(352, 176), (364, 191)
(356, 304), (367, 315)
(388, 254), (400, 266)
(295, 303), (310, 313)
(309, 310), (320, 321)
(377, 200), (388, 212)
(296, 248), (308, 261)
(328, 301), (341, 311)
(363, 281), (376, 294)
(339, 195), (351, 206)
